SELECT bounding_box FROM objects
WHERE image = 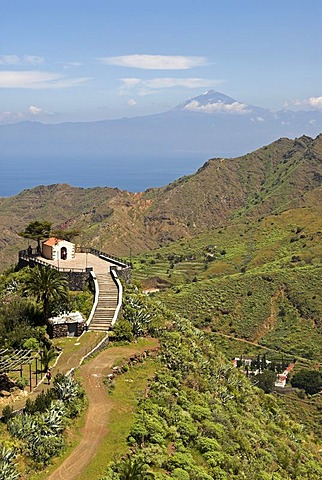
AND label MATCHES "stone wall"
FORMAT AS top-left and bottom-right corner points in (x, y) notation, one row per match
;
(17, 256), (91, 291)
(76, 322), (86, 336)
(18, 257), (33, 269)
(47, 323), (68, 338)
(64, 270), (91, 291)
(47, 321), (85, 339)
(112, 265), (131, 284)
